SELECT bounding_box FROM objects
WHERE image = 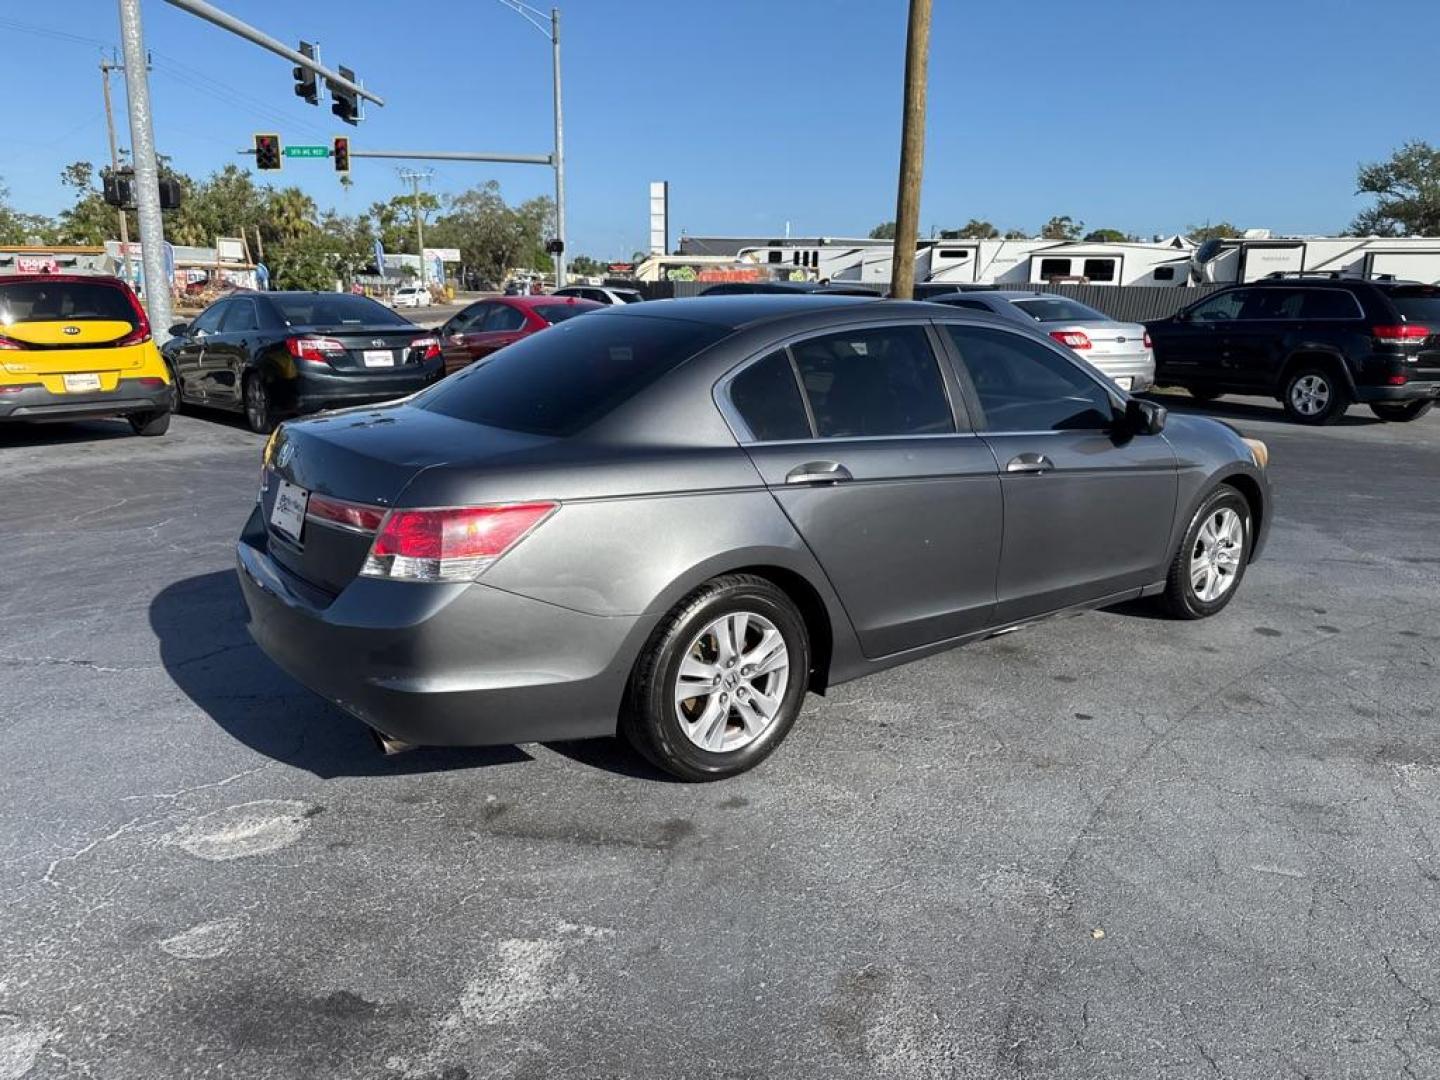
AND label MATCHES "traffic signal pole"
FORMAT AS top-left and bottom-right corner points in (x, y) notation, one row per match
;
(550, 7), (566, 288)
(117, 0), (172, 340)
